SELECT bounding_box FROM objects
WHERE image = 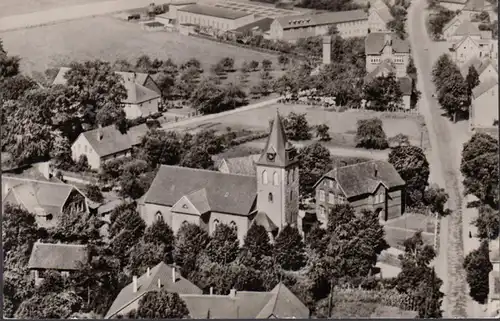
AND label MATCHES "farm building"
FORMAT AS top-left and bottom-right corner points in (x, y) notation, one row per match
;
(177, 4), (255, 32)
